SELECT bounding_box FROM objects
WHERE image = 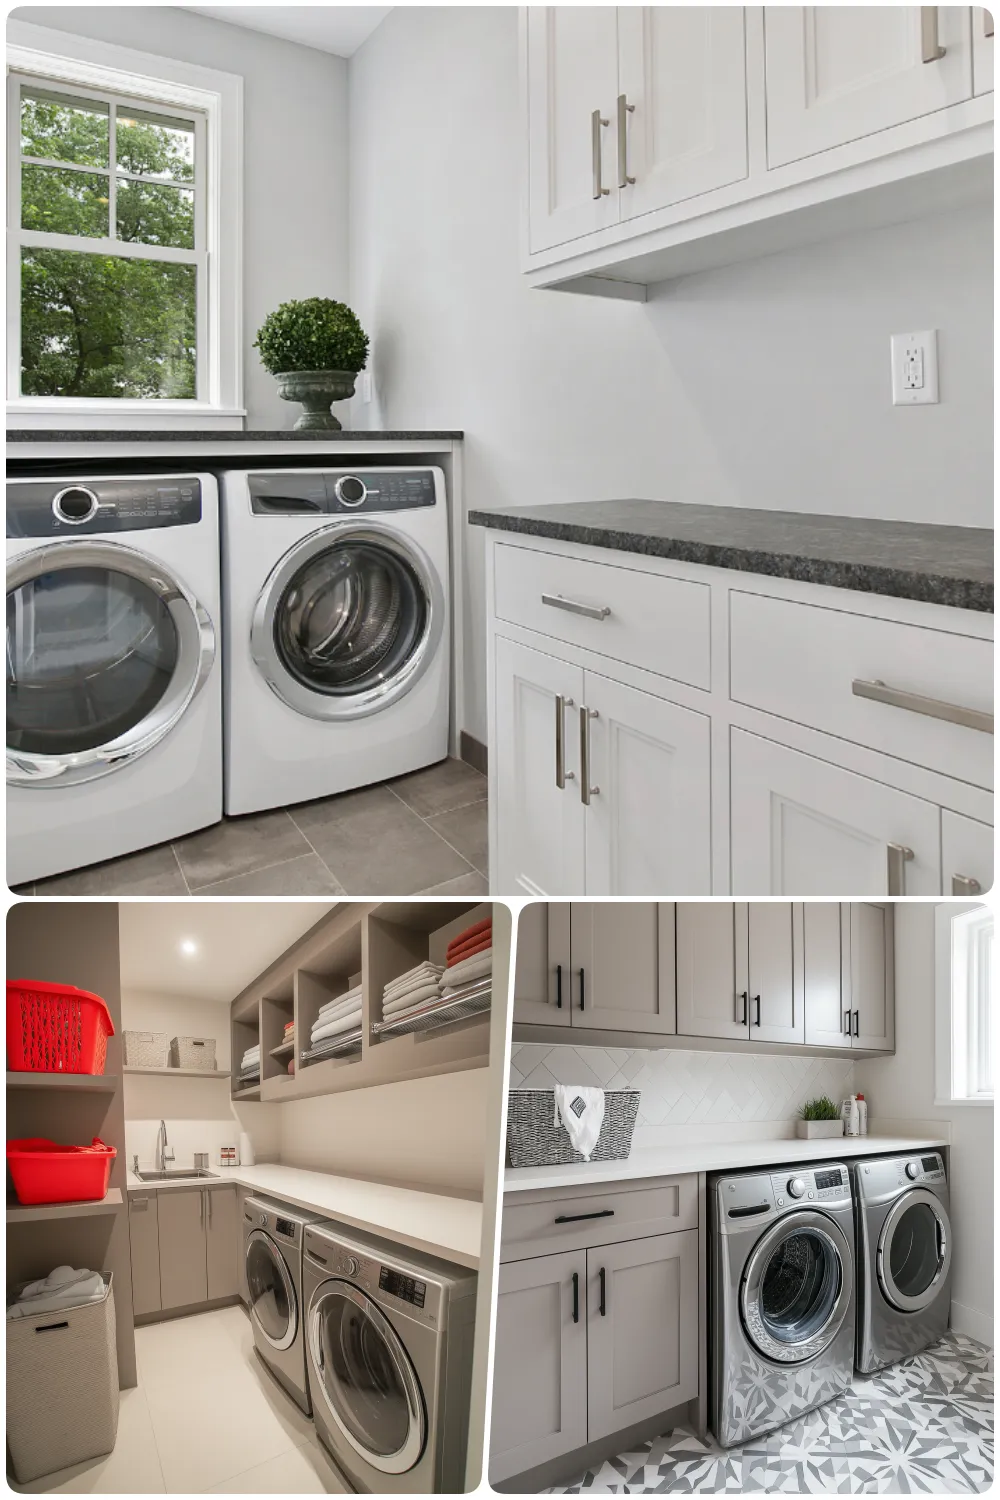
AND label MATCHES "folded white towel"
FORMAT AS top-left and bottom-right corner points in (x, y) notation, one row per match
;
(553, 1085), (605, 1161)
(383, 963), (443, 999)
(316, 988), (363, 1024)
(310, 1008), (363, 1044)
(442, 949), (493, 987)
(440, 977), (493, 1002)
(8, 1268), (106, 1320)
(241, 1045), (260, 1062)
(382, 983), (442, 1017)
